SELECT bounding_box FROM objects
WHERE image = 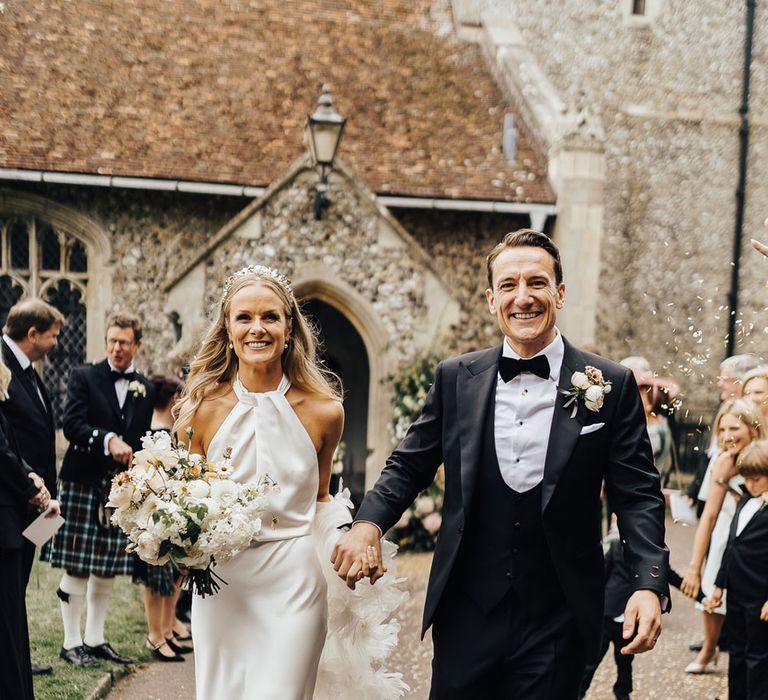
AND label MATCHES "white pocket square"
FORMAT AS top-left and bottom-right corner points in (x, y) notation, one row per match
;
(580, 422), (605, 435)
